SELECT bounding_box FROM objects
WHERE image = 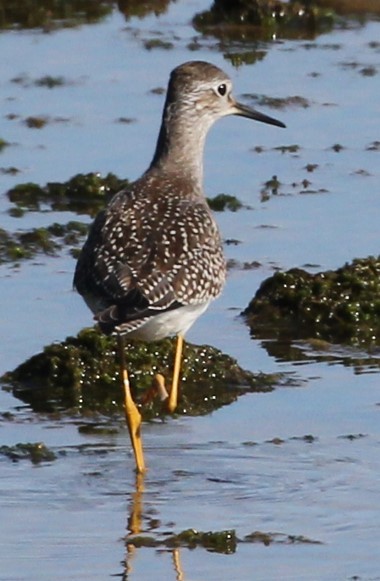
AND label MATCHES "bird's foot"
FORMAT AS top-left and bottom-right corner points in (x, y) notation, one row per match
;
(140, 373), (177, 414)
(141, 373), (169, 405)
